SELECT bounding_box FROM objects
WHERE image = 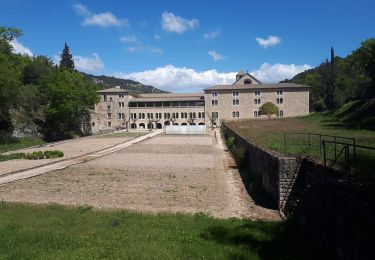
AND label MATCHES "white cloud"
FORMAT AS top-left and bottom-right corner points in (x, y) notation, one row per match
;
(120, 36), (162, 55)
(73, 3), (128, 28)
(208, 50), (223, 61)
(10, 39), (33, 56)
(251, 63), (311, 83)
(161, 11), (199, 33)
(74, 53), (104, 72)
(203, 30), (220, 39)
(113, 63), (311, 92)
(255, 35), (281, 48)
(114, 65), (236, 92)
(120, 35), (138, 44)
